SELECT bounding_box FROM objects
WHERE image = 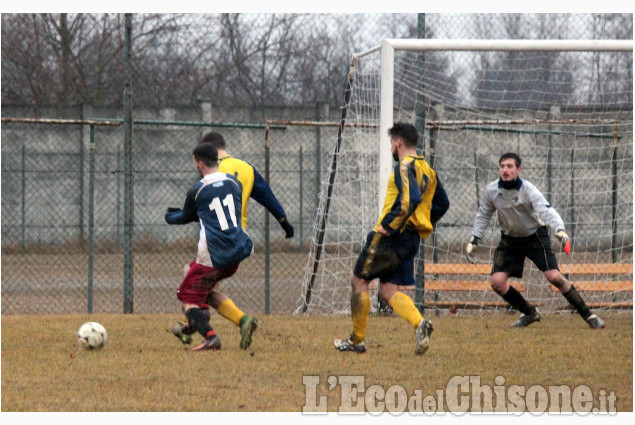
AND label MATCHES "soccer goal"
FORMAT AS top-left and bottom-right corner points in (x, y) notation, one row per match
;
(297, 39), (633, 316)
